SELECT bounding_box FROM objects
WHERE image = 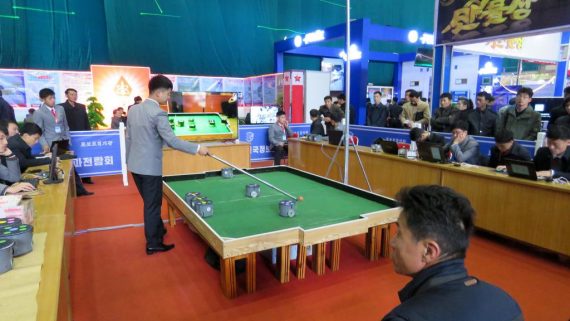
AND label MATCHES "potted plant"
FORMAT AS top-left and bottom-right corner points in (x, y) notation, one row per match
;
(86, 97), (107, 129)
